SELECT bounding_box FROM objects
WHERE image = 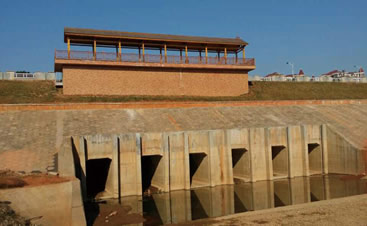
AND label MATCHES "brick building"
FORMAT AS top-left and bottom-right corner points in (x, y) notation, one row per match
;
(54, 27), (255, 96)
